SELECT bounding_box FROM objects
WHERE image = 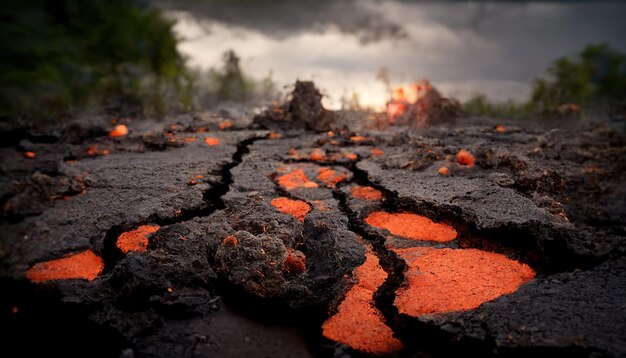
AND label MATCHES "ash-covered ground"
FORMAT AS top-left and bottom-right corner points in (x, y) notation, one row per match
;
(1, 82), (625, 357)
